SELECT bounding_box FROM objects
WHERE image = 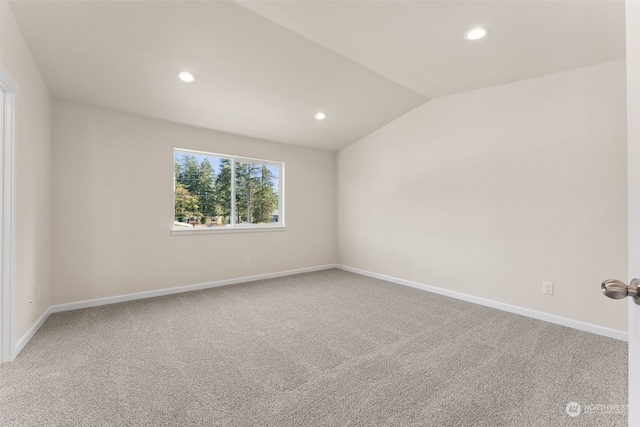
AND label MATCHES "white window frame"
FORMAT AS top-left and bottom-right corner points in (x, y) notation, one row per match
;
(172, 148), (285, 235)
